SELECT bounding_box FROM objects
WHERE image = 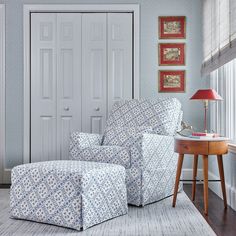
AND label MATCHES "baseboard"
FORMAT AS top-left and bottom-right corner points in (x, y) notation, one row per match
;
(208, 171), (236, 211)
(182, 168), (203, 184)
(3, 168), (11, 184)
(230, 186), (236, 211)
